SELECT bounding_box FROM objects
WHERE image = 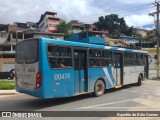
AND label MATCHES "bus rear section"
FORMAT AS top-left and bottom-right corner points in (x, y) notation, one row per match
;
(15, 39), (43, 98)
